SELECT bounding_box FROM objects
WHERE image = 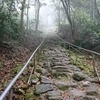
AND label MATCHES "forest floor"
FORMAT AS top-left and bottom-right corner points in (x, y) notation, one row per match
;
(0, 35), (42, 99)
